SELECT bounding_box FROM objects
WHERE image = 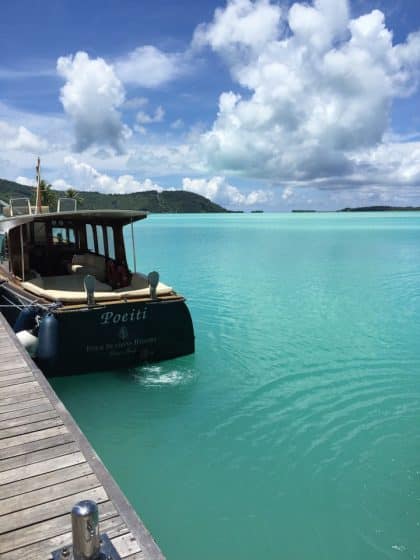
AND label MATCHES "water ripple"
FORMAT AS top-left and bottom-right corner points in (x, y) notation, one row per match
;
(131, 365), (197, 387)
